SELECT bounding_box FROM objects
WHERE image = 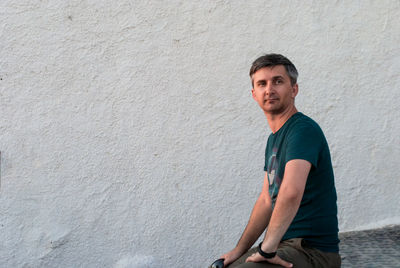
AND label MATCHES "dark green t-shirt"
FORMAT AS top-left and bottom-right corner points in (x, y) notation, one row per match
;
(264, 112), (339, 252)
